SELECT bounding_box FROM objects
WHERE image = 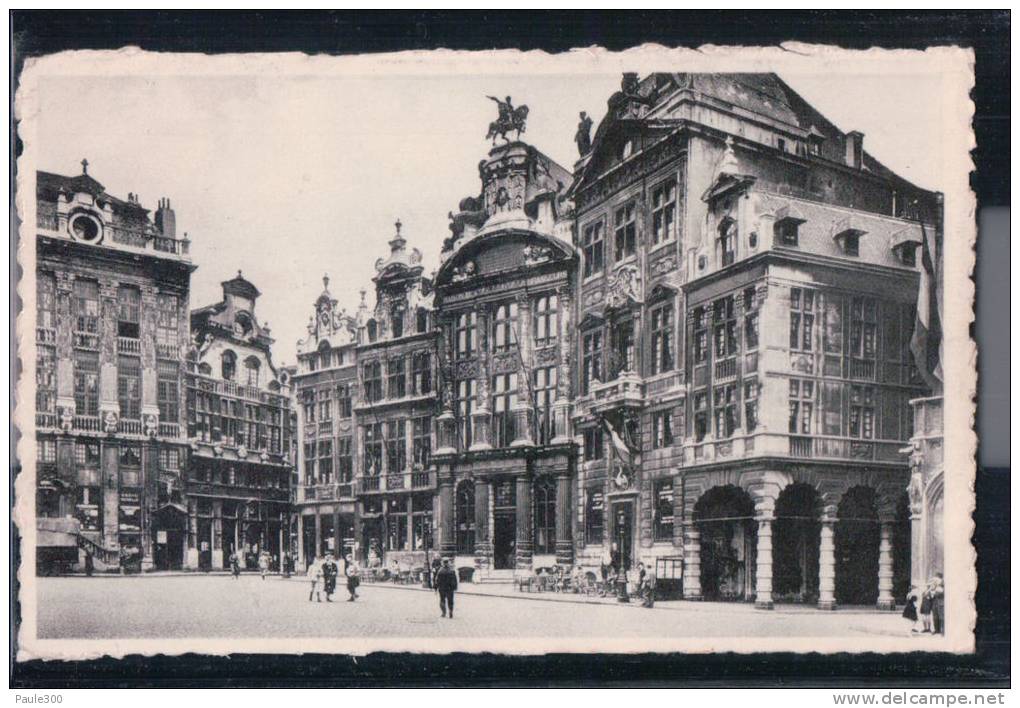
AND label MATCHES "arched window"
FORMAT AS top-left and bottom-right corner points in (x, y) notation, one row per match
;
(534, 477), (557, 555)
(221, 350), (237, 381)
(244, 356), (261, 387)
(416, 307), (429, 334)
(455, 480), (475, 555)
(366, 319), (378, 343)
